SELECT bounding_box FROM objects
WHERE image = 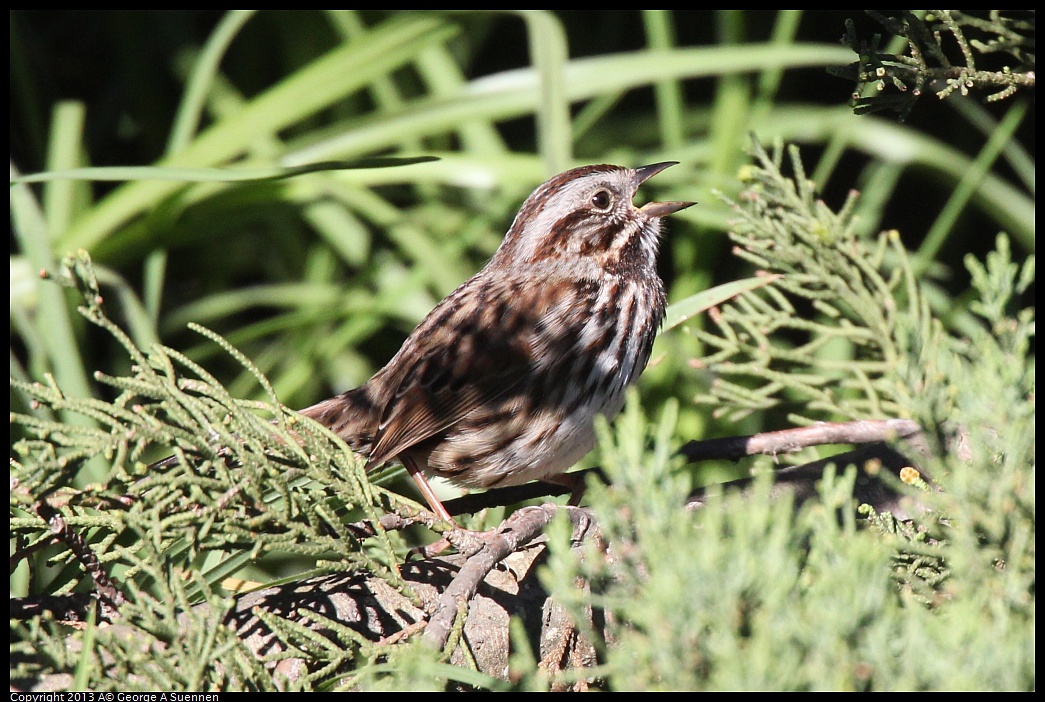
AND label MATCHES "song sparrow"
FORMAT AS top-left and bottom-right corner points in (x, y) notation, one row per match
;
(301, 162), (694, 522)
